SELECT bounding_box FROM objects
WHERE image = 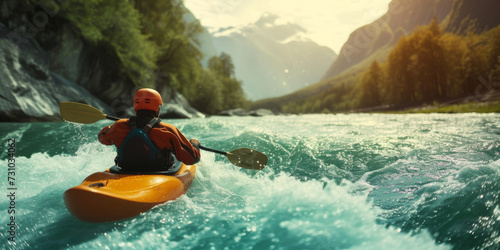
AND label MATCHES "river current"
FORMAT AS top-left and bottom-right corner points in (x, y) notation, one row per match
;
(1, 113), (499, 249)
